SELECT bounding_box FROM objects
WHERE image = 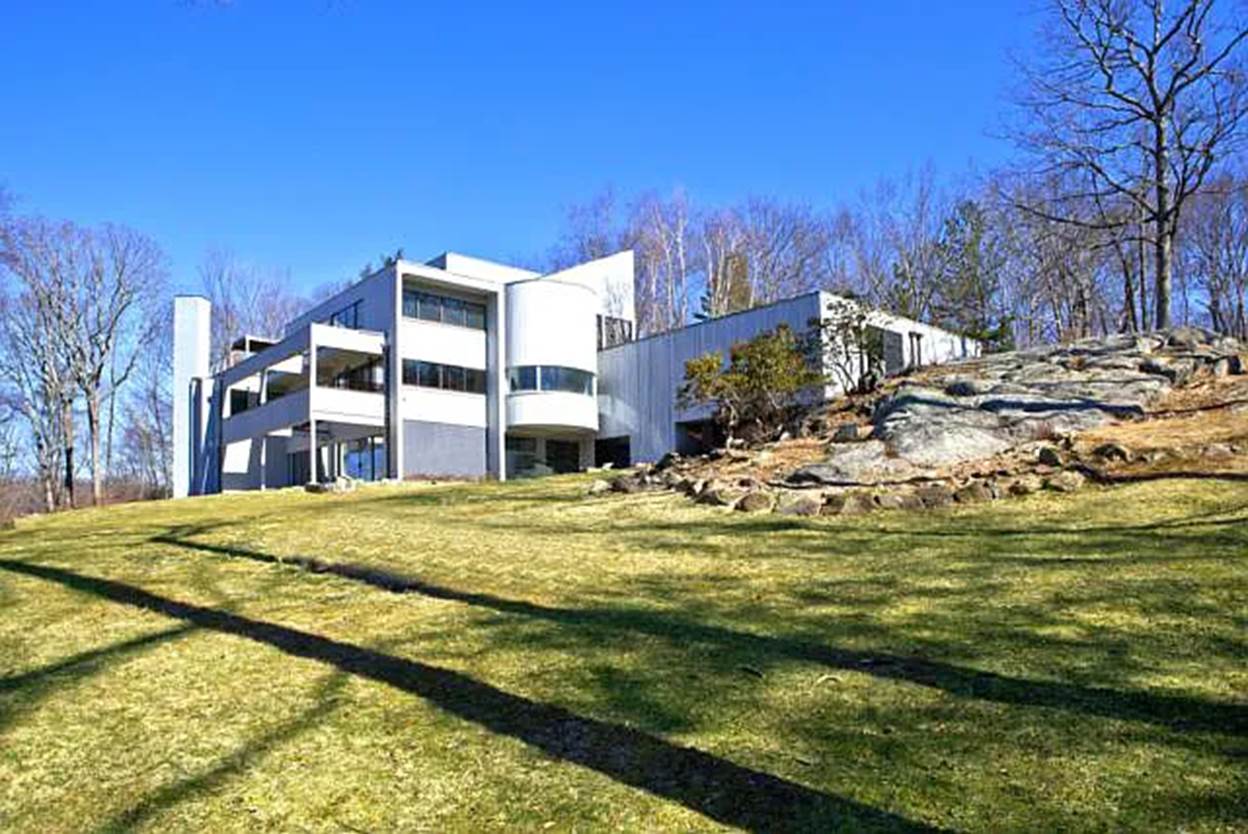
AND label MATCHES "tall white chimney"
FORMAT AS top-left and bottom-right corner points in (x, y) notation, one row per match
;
(172, 295), (211, 498)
